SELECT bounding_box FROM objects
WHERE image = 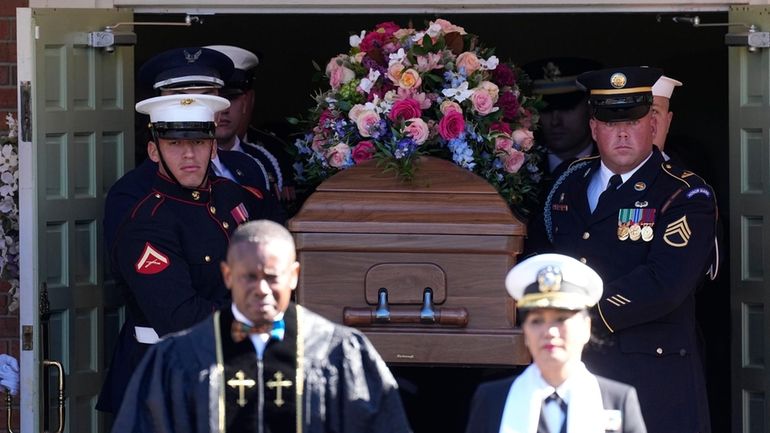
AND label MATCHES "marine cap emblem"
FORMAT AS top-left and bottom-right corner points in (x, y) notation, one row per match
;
(537, 266), (563, 293)
(180, 98), (195, 106)
(610, 73), (627, 89)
